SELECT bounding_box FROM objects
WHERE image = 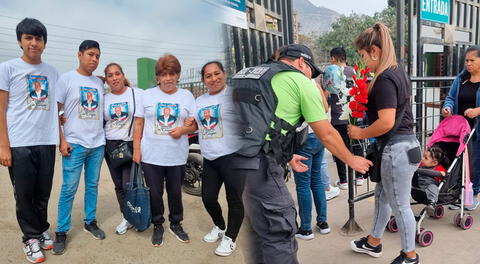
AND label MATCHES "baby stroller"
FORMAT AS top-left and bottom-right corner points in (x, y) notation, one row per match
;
(385, 115), (476, 247)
